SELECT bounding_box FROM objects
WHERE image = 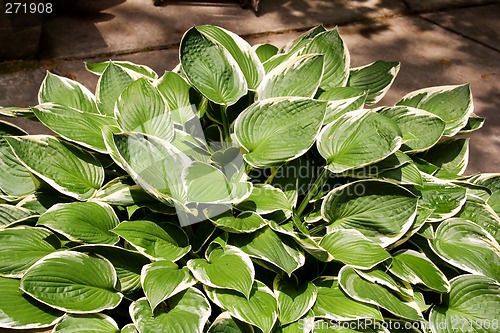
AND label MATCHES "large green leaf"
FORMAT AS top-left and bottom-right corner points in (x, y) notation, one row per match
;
(458, 196), (500, 241)
(39, 72), (98, 114)
(396, 84), (473, 136)
(208, 312), (255, 333)
(0, 276), (64, 329)
(90, 176), (153, 206)
(235, 98), (326, 168)
(254, 44), (279, 63)
(236, 184), (292, 215)
(197, 25), (264, 90)
(0, 204), (37, 229)
(377, 106), (445, 153)
(429, 275), (500, 333)
(0, 226), (59, 277)
(206, 280), (278, 333)
(86, 60), (158, 79)
(430, 218), (500, 280)
(338, 266), (423, 321)
(130, 289), (211, 333)
(389, 249), (450, 293)
(37, 202), (120, 244)
(256, 54), (324, 99)
(470, 173), (500, 215)
(319, 229), (391, 269)
(5, 135), (104, 200)
(115, 78), (174, 141)
(96, 61), (135, 116)
(321, 180), (418, 247)
(20, 251), (123, 313)
(112, 220), (190, 262)
(274, 276), (317, 325)
(318, 87), (367, 123)
(354, 268), (413, 299)
(211, 211), (267, 233)
(156, 71), (196, 127)
(313, 277), (383, 322)
(317, 110), (402, 173)
(180, 27), (247, 105)
(419, 139), (469, 179)
(302, 28), (350, 89)
(54, 314), (120, 333)
(141, 260), (196, 311)
(188, 245), (254, 298)
(347, 61), (400, 104)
